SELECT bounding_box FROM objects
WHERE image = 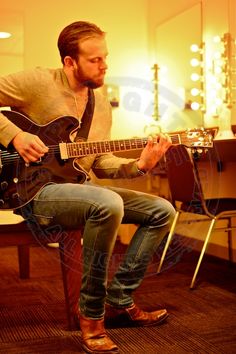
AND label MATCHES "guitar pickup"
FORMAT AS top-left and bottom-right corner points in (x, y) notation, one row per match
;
(59, 143), (68, 159)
